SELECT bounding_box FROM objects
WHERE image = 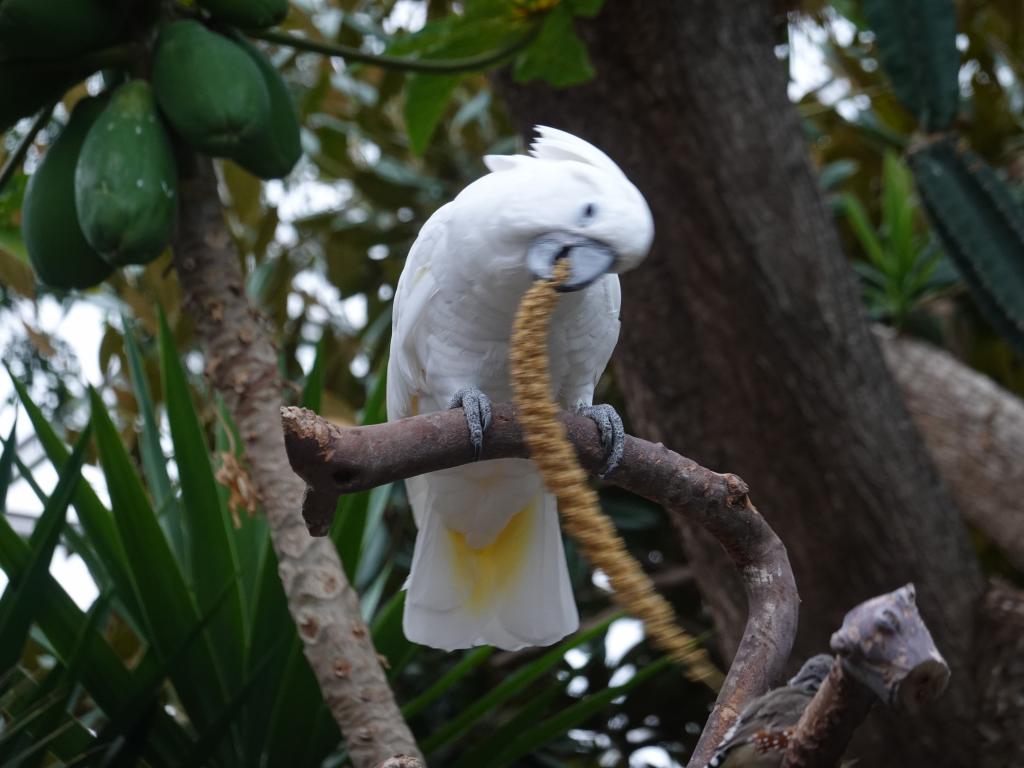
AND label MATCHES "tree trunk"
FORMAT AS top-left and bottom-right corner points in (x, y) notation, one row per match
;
(498, 2), (984, 765)
(880, 328), (1024, 571)
(172, 158), (422, 767)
